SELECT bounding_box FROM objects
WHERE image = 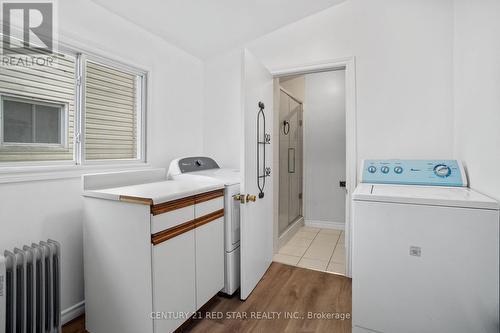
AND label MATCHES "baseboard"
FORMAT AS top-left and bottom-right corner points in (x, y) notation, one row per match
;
(278, 217), (304, 249)
(305, 219), (345, 230)
(61, 300), (85, 325)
